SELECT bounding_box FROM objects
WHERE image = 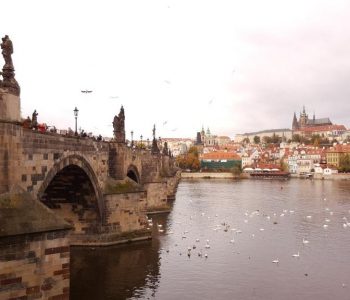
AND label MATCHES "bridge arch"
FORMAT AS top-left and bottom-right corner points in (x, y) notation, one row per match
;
(38, 154), (104, 225)
(126, 164), (141, 184)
